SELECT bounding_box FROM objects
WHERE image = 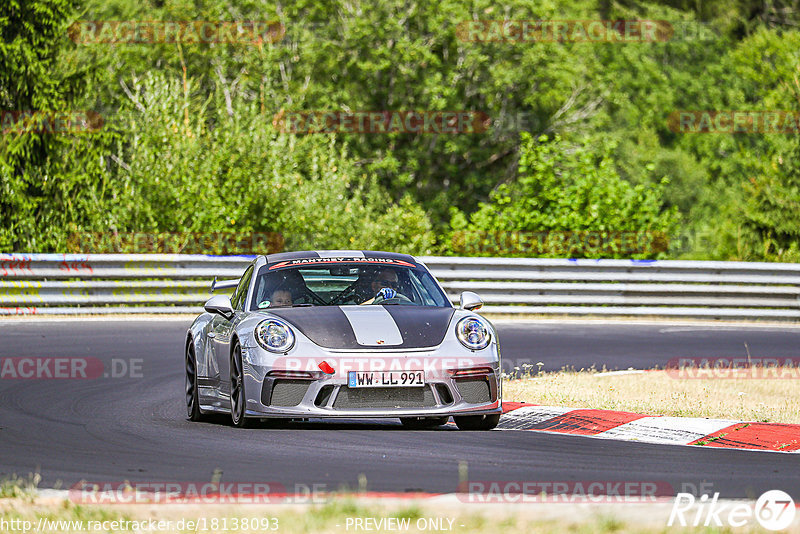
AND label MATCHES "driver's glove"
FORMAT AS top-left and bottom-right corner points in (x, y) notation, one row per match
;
(376, 287), (397, 300)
